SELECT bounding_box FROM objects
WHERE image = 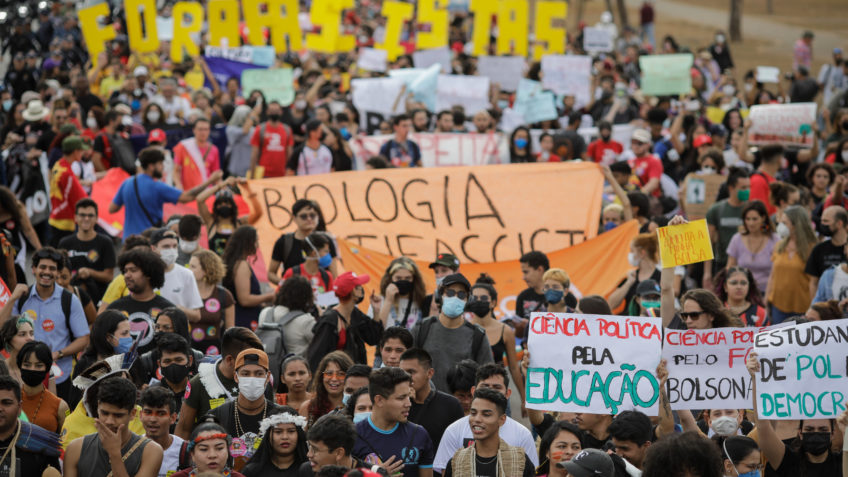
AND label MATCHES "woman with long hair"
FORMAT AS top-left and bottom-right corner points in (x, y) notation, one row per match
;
(242, 407), (308, 477)
(536, 421), (584, 477)
(0, 316), (34, 386)
(275, 355), (312, 411)
(769, 182), (800, 218)
(766, 205), (817, 323)
(189, 250), (235, 355)
(714, 267), (768, 327)
(18, 341), (69, 433)
(343, 386), (371, 423)
(806, 163), (836, 206)
(299, 351), (353, 428)
(372, 257), (427, 330)
(509, 127), (532, 163)
(68, 310), (131, 408)
(726, 200), (778, 292)
(322, 125), (354, 172)
(805, 300), (843, 321)
(222, 225), (275, 330)
(195, 179), (261, 257)
(608, 233), (662, 315)
(171, 421), (245, 477)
